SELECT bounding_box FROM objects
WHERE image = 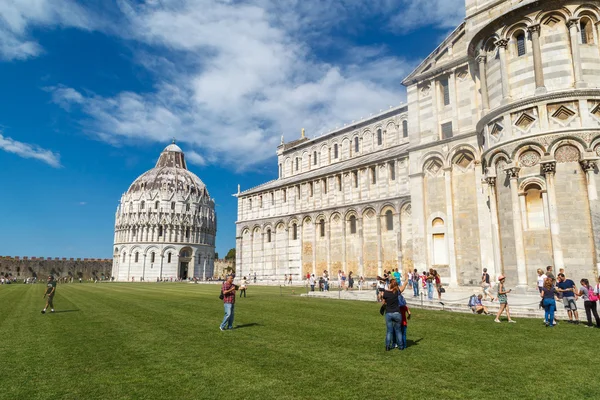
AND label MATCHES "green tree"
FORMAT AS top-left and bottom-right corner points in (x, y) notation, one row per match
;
(225, 248), (236, 261)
